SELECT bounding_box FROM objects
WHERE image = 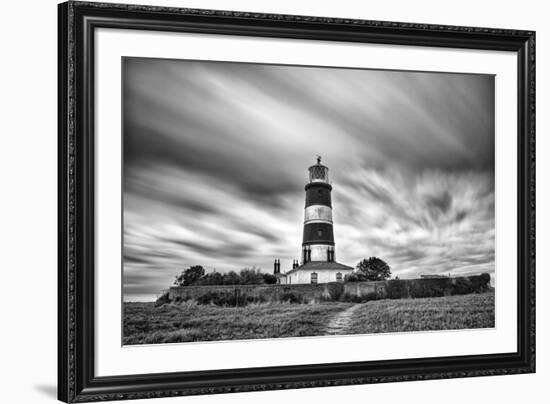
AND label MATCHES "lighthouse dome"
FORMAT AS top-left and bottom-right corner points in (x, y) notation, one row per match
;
(308, 156), (329, 183)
